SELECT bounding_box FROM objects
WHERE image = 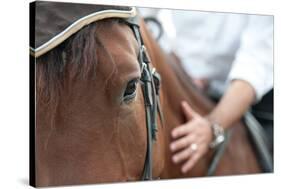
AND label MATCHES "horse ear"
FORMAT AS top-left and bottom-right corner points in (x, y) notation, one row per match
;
(181, 101), (198, 120)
